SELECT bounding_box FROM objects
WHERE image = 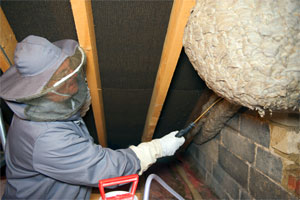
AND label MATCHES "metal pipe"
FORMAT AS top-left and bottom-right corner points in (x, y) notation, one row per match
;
(0, 109), (6, 151)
